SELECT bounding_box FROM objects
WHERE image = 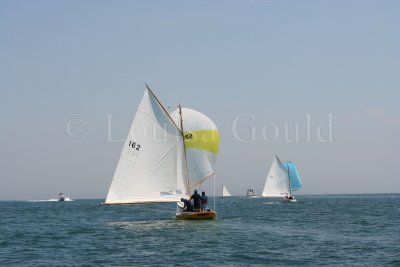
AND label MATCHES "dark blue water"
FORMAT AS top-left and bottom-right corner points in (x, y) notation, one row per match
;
(1, 195), (399, 266)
